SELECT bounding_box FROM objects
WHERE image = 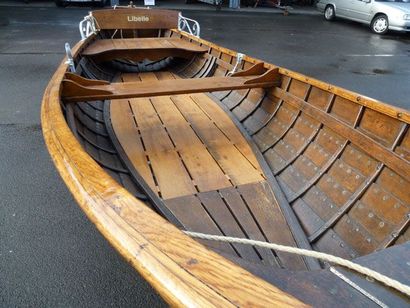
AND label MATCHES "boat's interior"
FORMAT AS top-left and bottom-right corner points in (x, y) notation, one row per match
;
(60, 8), (410, 306)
